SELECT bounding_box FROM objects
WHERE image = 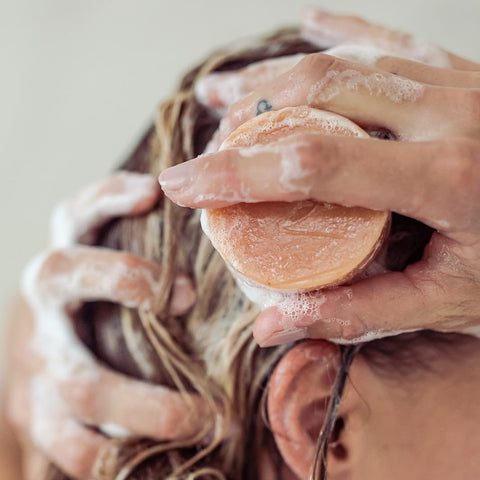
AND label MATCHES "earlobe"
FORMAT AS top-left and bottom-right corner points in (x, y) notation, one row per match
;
(268, 340), (351, 479)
